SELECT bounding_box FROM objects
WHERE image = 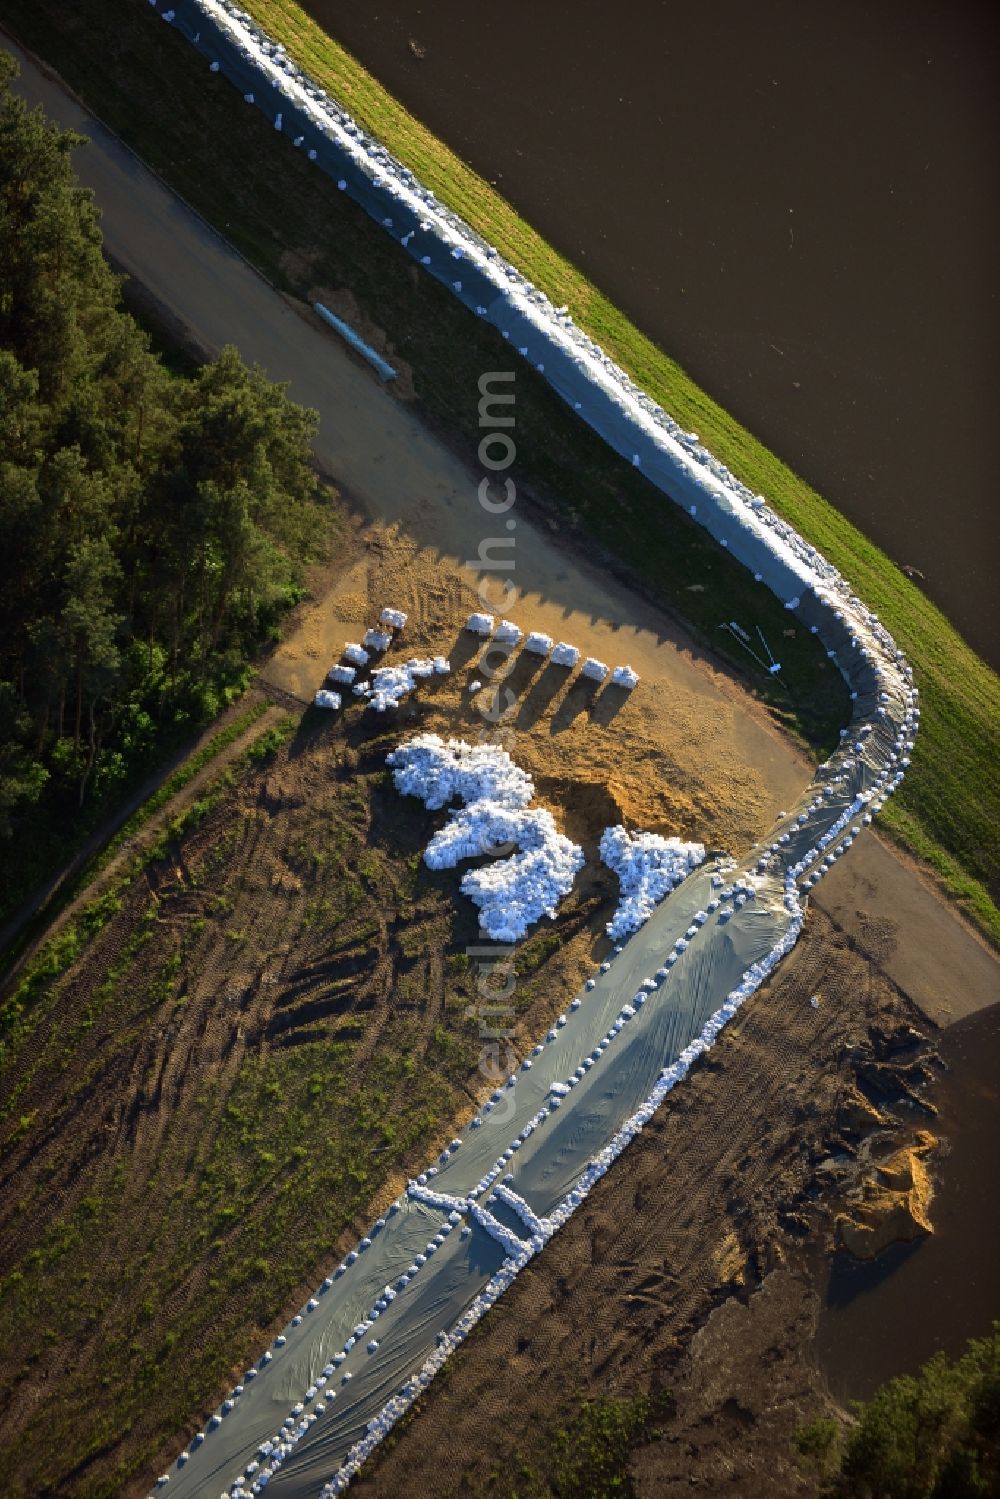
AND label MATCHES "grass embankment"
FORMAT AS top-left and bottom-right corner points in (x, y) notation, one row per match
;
(232, 0), (1000, 943)
(0, 695), (272, 985)
(0, 712), (603, 1495)
(3, 3), (995, 939)
(8, 0), (994, 944)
